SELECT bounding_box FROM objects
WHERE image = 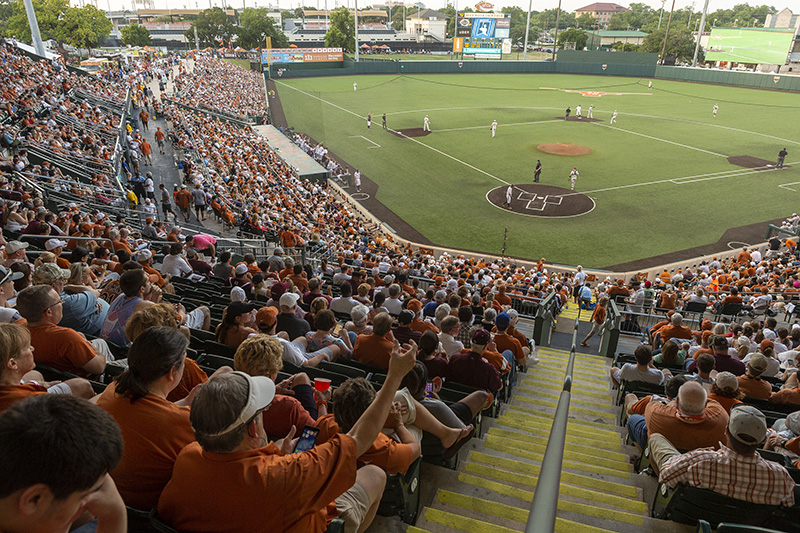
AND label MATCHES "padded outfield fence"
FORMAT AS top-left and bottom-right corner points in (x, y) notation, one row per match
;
(267, 50), (800, 92)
